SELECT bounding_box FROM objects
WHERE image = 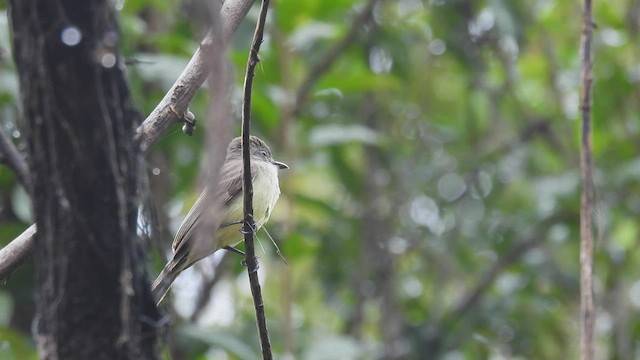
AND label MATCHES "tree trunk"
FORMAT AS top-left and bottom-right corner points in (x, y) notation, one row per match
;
(10, 1), (160, 358)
